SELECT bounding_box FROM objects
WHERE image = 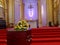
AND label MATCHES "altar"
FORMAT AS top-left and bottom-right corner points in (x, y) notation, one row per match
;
(7, 30), (31, 45)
